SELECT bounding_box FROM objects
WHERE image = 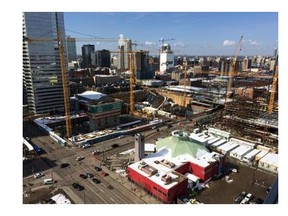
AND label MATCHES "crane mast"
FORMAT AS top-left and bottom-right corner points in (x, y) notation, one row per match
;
(57, 28), (72, 138)
(225, 36), (243, 108)
(268, 55), (278, 113)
